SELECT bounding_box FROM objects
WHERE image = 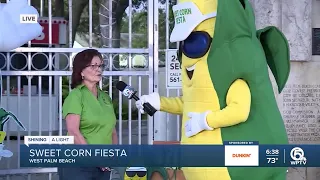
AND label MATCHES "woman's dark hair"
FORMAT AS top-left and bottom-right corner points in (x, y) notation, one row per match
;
(71, 49), (103, 89)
